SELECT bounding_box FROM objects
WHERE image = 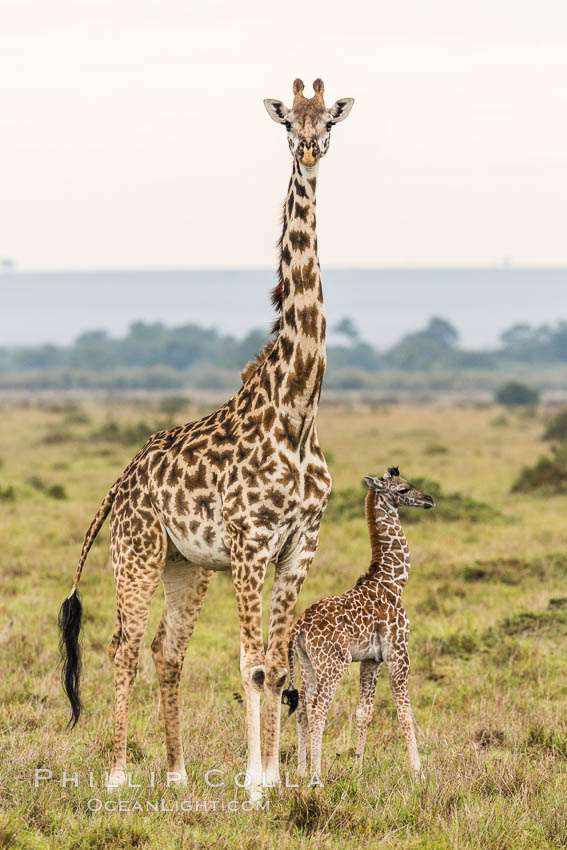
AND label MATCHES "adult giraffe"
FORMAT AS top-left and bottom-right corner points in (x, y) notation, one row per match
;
(59, 77), (354, 800)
